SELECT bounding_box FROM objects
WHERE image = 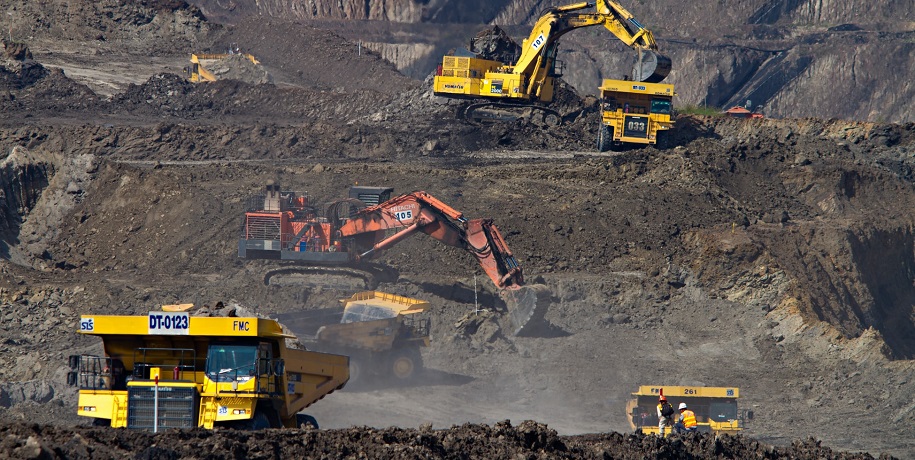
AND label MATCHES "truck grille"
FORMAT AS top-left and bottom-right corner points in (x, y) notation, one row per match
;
(127, 386), (197, 430)
(623, 115), (649, 138)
